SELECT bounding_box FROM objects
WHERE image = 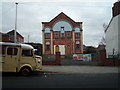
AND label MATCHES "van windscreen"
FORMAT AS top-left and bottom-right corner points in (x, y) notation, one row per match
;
(22, 50), (33, 56)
